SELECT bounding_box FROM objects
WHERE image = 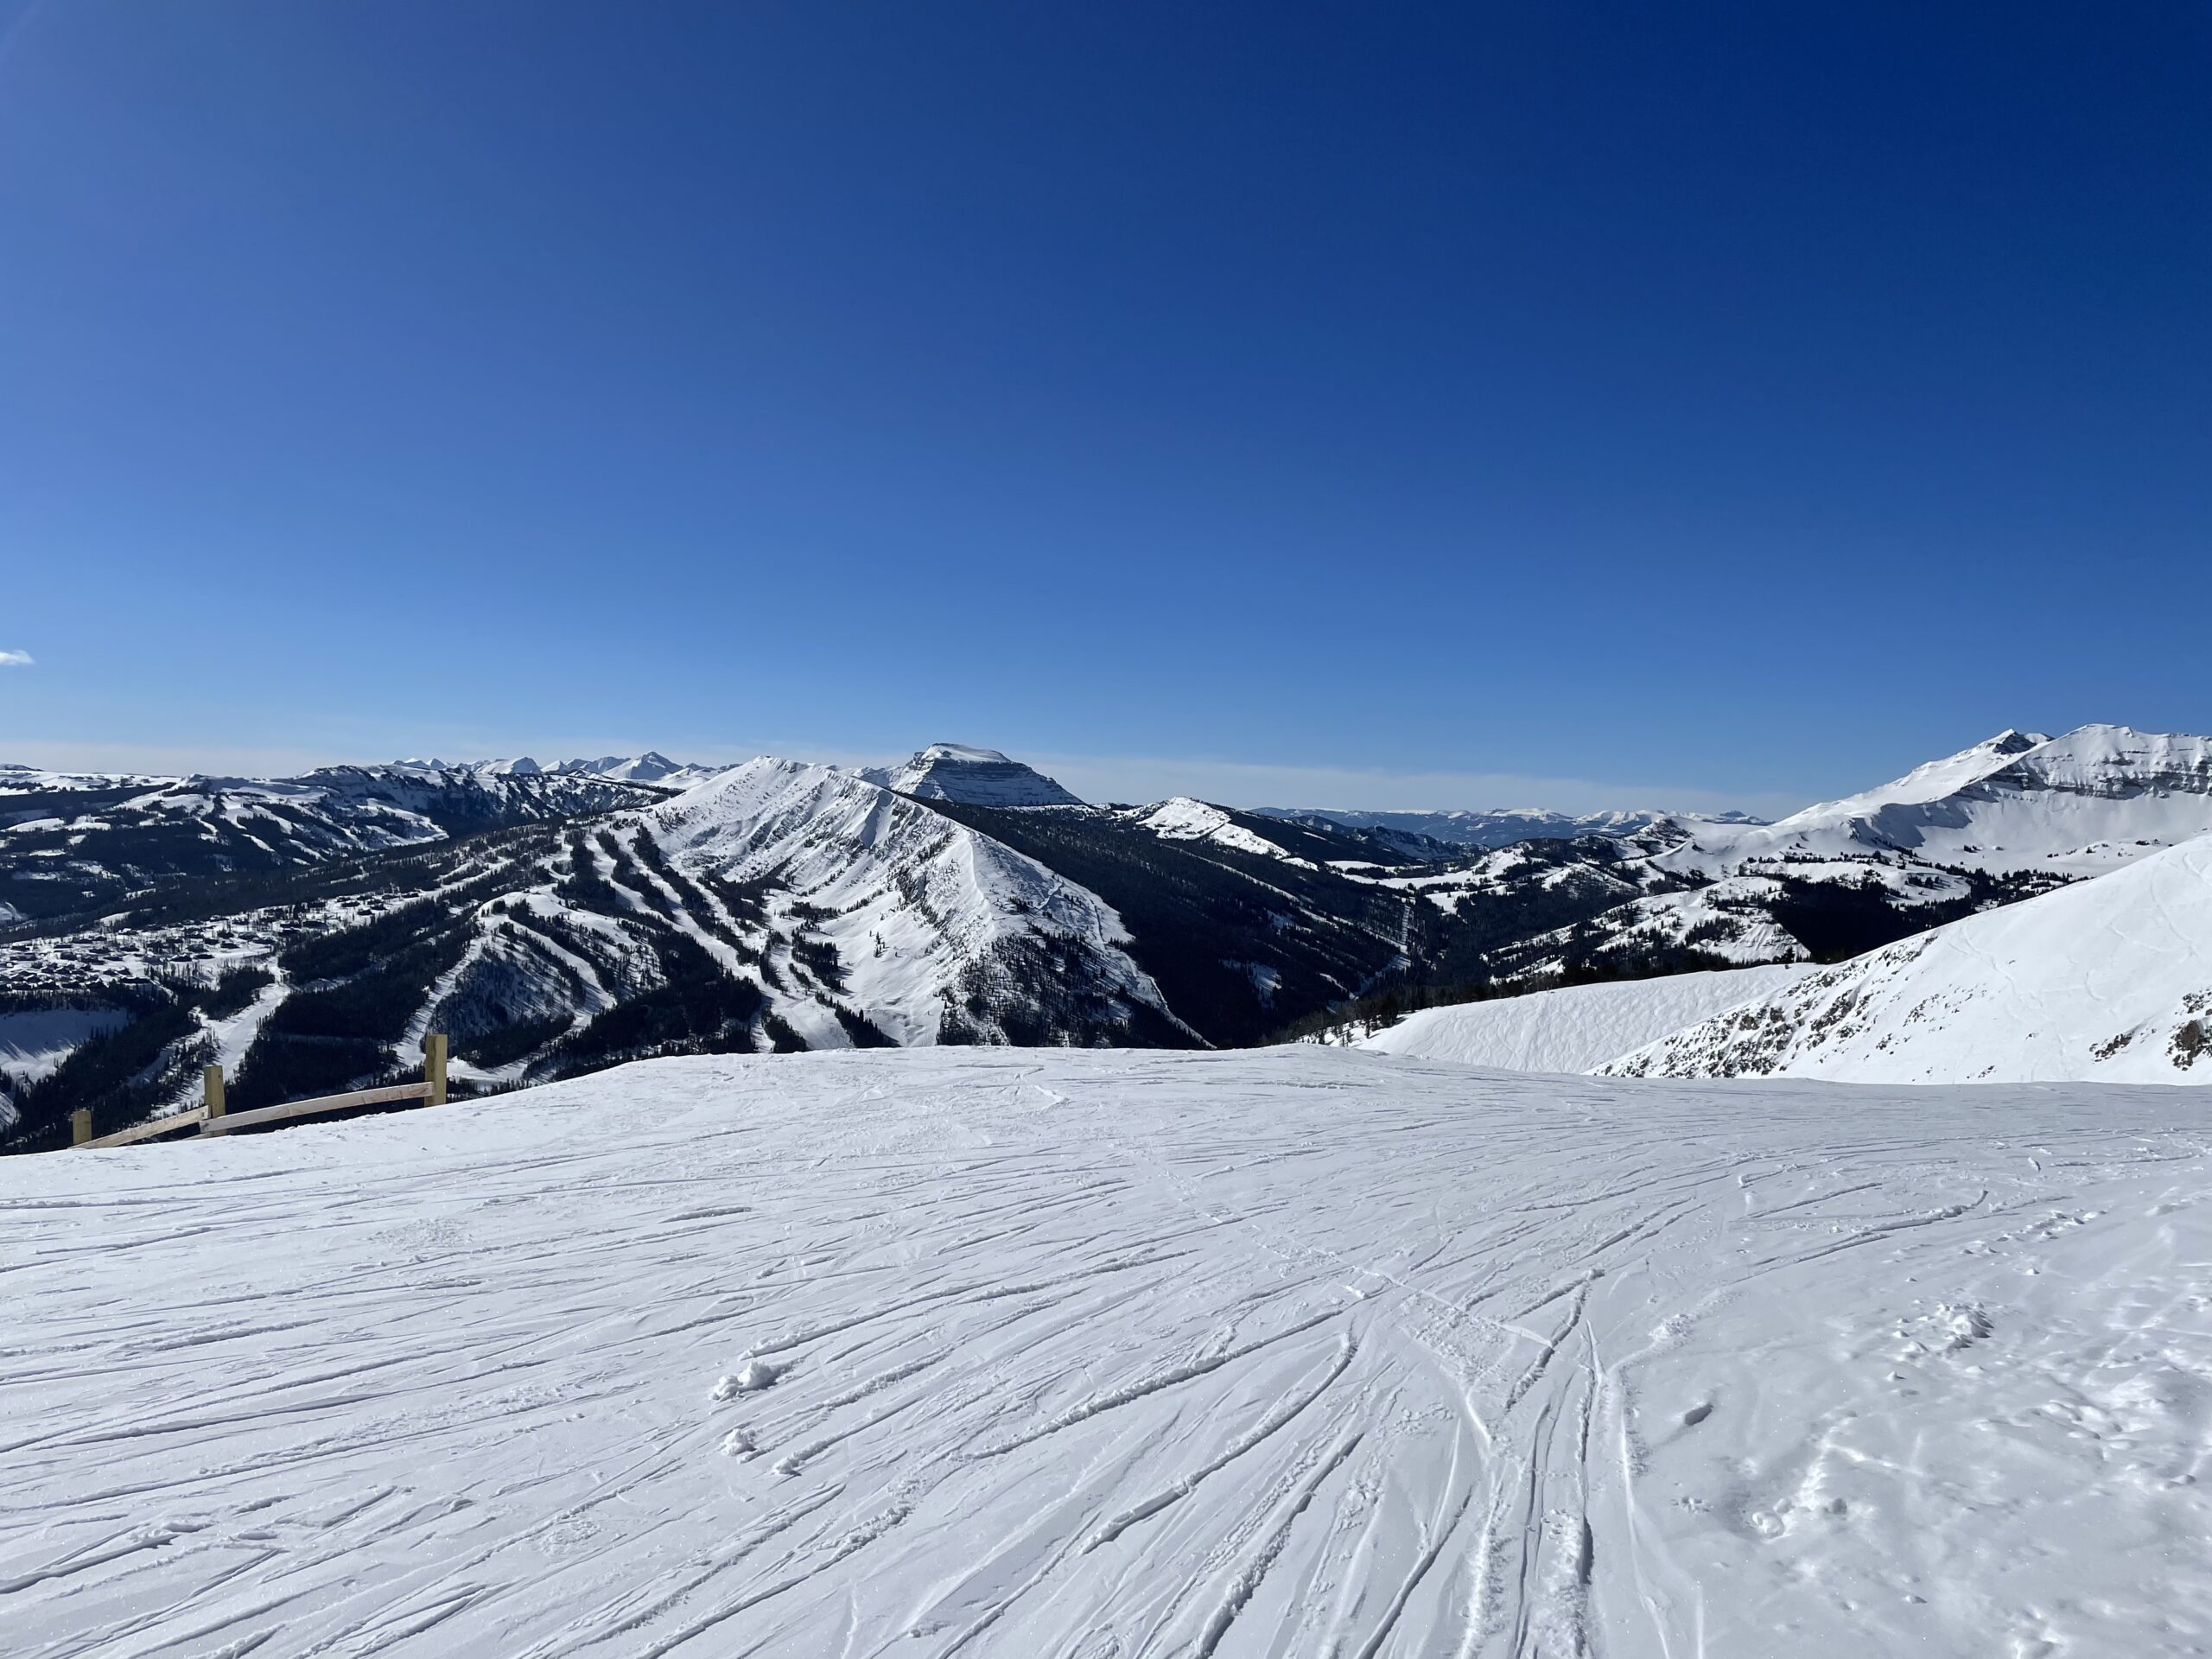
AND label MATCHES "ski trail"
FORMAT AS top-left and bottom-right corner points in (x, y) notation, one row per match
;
(2, 1048), (2206, 1656)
